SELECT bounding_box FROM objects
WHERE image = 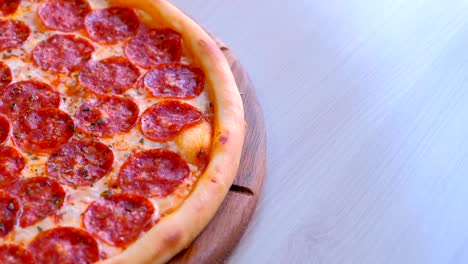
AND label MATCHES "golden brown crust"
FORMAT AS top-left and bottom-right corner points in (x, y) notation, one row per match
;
(100, 0), (246, 263)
